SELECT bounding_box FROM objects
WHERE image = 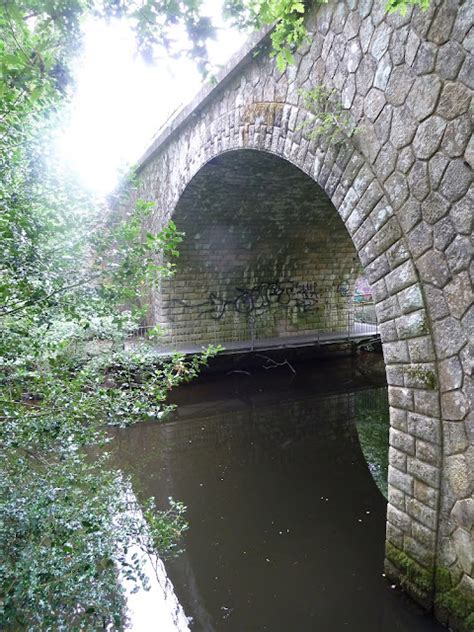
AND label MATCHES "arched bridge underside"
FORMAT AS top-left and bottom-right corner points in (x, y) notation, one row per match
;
(125, 1), (473, 629)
